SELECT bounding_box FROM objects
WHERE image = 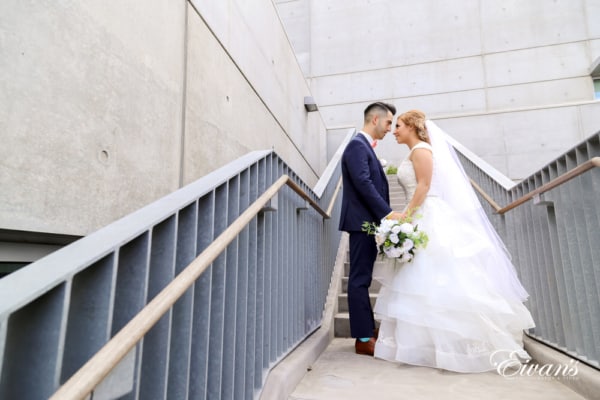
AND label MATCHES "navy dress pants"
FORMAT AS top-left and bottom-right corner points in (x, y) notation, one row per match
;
(347, 231), (377, 338)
